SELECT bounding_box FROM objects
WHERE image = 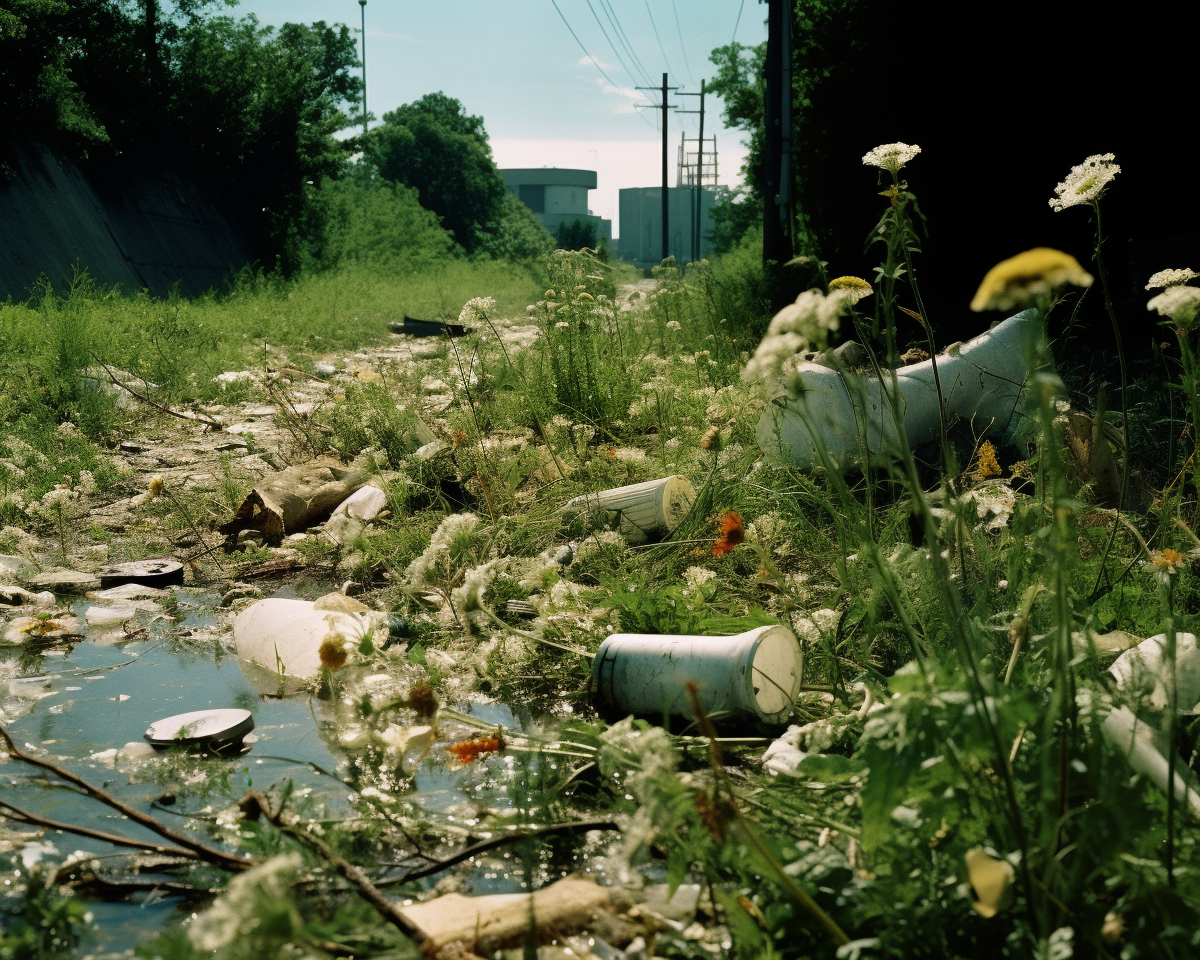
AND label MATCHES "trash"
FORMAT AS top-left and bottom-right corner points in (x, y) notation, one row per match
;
(398, 875), (610, 955)
(388, 317), (472, 338)
(233, 596), (388, 681)
(87, 582), (170, 602)
(762, 724), (808, 776)
(0, 585), (55, 608)
(1103, 632), (1200, 819)
(81, 365), (157, 410)
(0, 555), (33, 577)
(24, 570), (100, 594)
(217, 456), (371, 547)
(592, 624), (803, 725)
(144, 708), (255, 749)
(756, 309), (1039, 468)
(640, 883), (701, 922)
(118, 741), (157, 760)
(4, 614), (82, 645)
(97, 558), (184, 589)
(564, 476), (696, 544)
(84, 604), (138, 626)
(325, 484), (388, 544)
